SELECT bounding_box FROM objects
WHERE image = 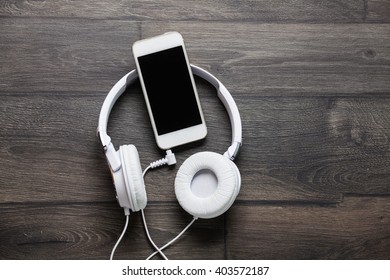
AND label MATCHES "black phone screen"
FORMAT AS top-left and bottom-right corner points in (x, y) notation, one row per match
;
(138, 46), (202, 135)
